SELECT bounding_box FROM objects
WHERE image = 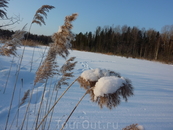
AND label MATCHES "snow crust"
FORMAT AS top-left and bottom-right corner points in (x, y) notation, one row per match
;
(93, 76), (126, 99)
